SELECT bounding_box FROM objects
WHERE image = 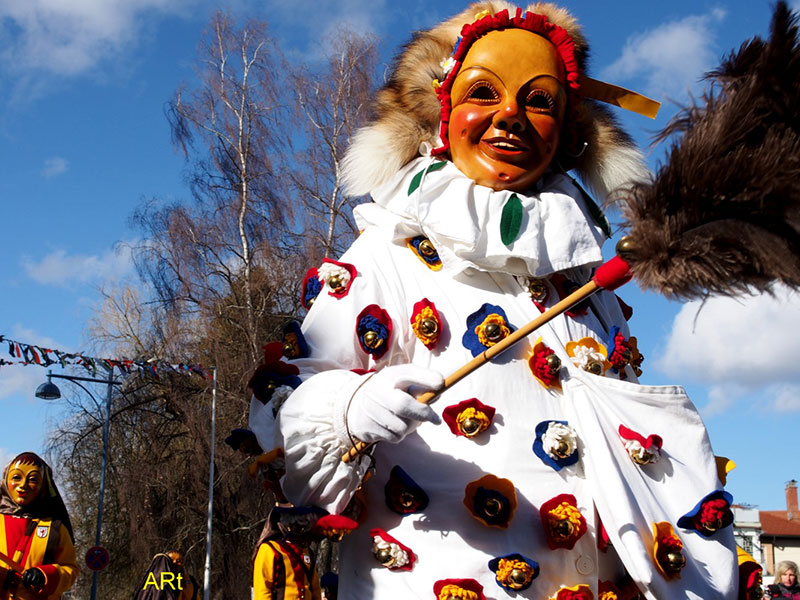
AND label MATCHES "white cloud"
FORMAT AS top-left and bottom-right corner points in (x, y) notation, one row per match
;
(602, 9), (726, 99)
(772, 383), (800, 412)
(656, 285), (800, 388)
(0, 365), (45, 402)
(23, 244), (135, 287)
(41, 157), (68, 178)
(0, 0), (201, 79)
